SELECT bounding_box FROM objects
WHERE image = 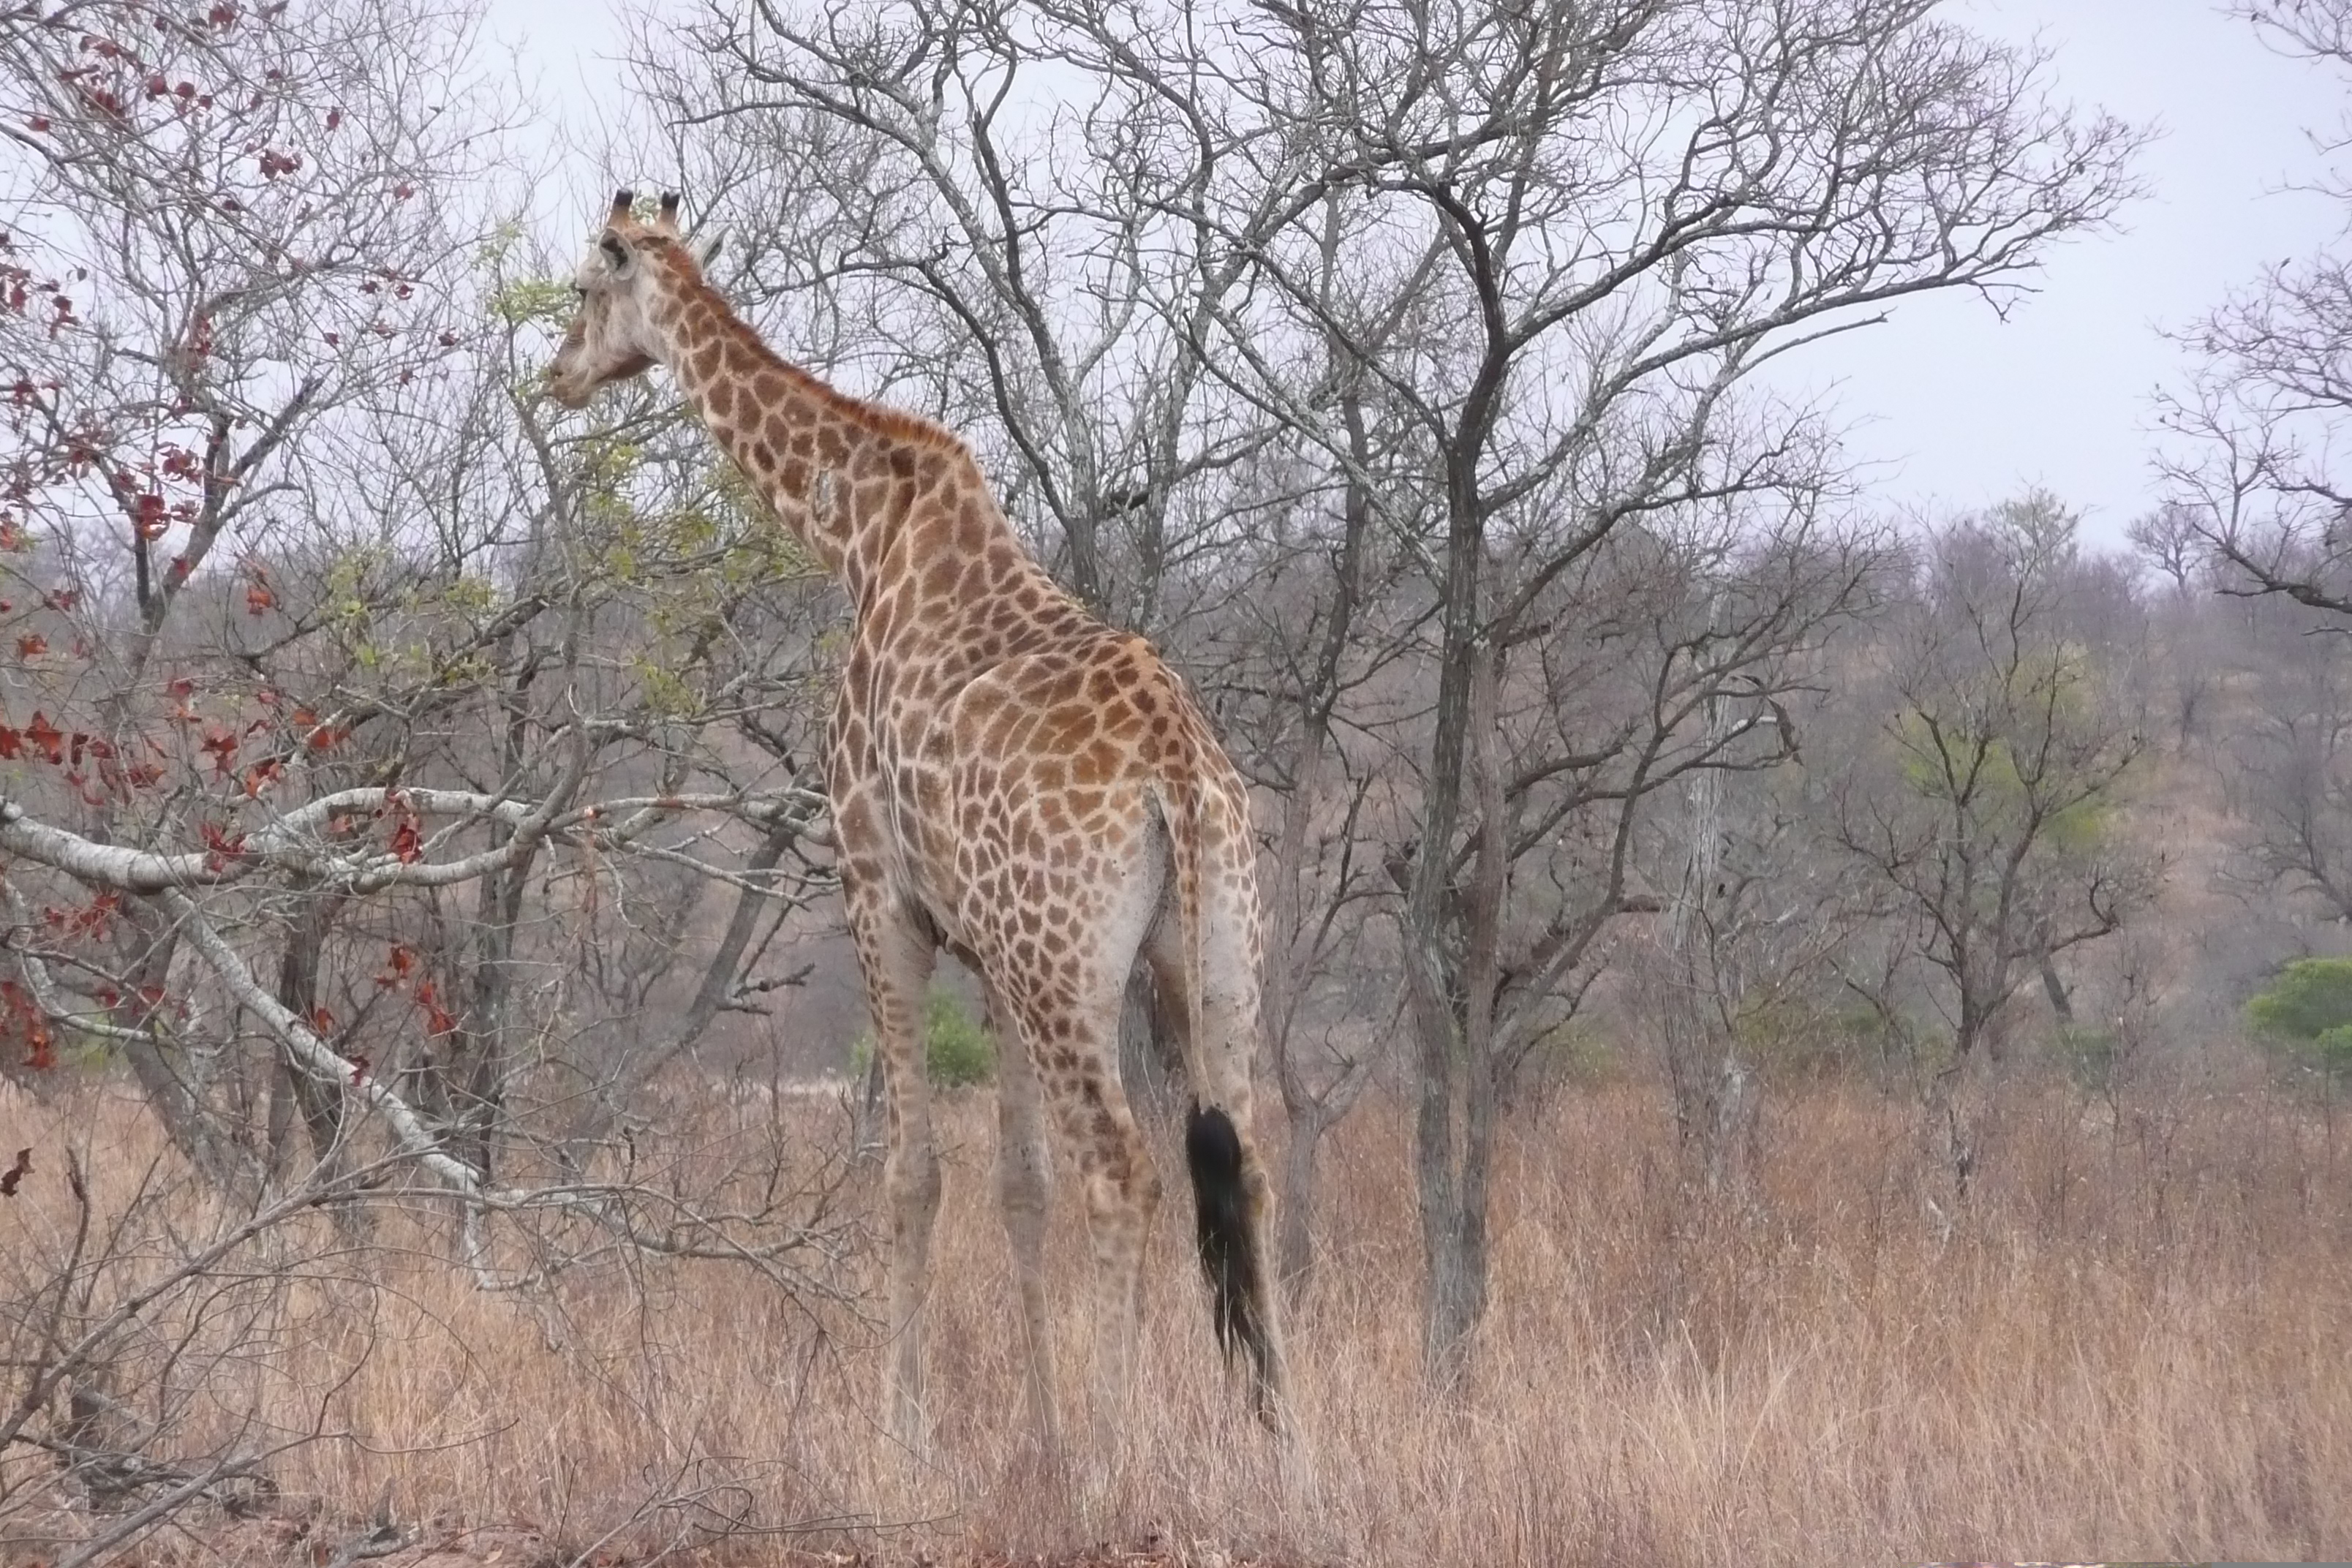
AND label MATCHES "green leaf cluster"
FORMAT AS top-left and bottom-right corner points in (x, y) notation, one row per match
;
(2247, 958), (2352, 1080)
(849, 990), (997, 1088)
(1890, 641), (2121, 852)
